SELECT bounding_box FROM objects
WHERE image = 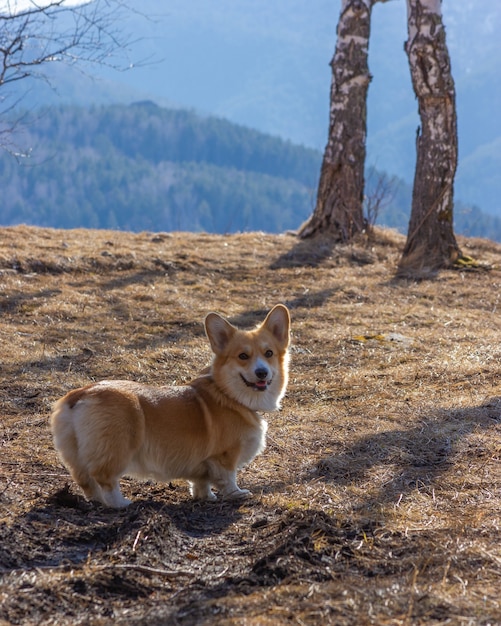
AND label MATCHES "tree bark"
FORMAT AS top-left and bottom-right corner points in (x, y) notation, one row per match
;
(398, 0), (461, 276)
(299, 0), (375, 241)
